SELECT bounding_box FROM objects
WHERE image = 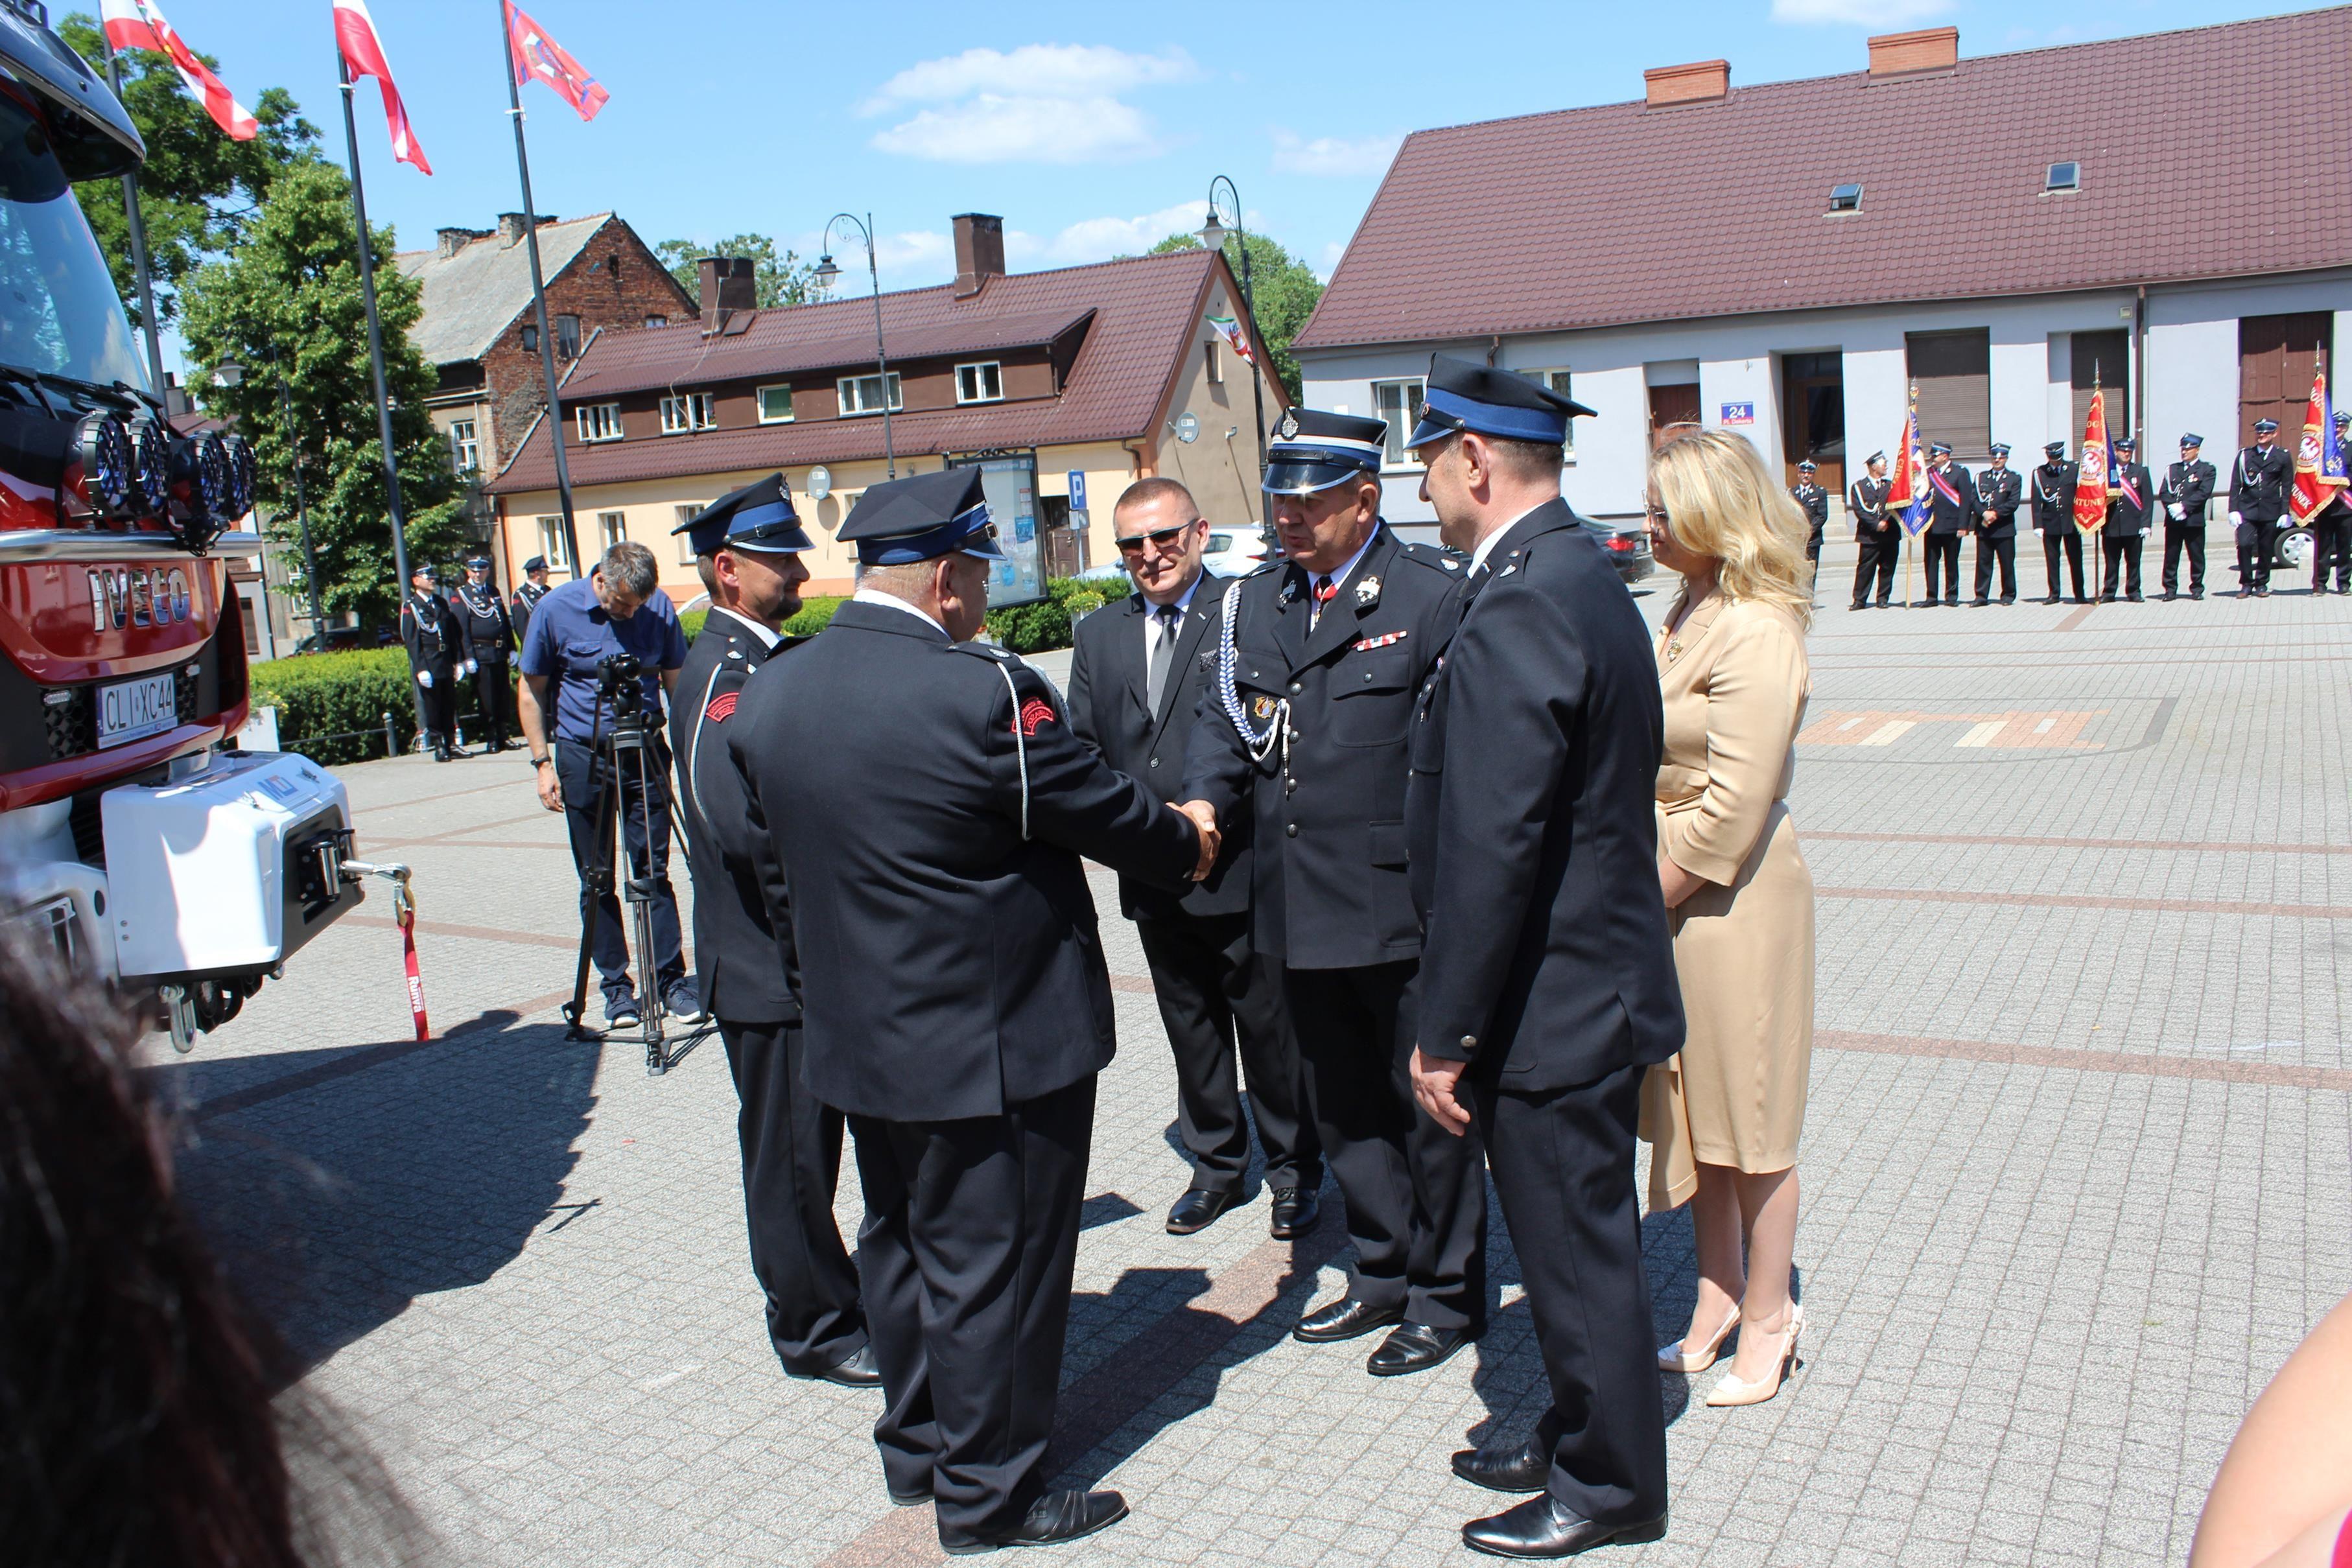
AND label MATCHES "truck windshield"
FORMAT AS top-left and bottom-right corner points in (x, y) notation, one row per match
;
(0, 95), (151, 396)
